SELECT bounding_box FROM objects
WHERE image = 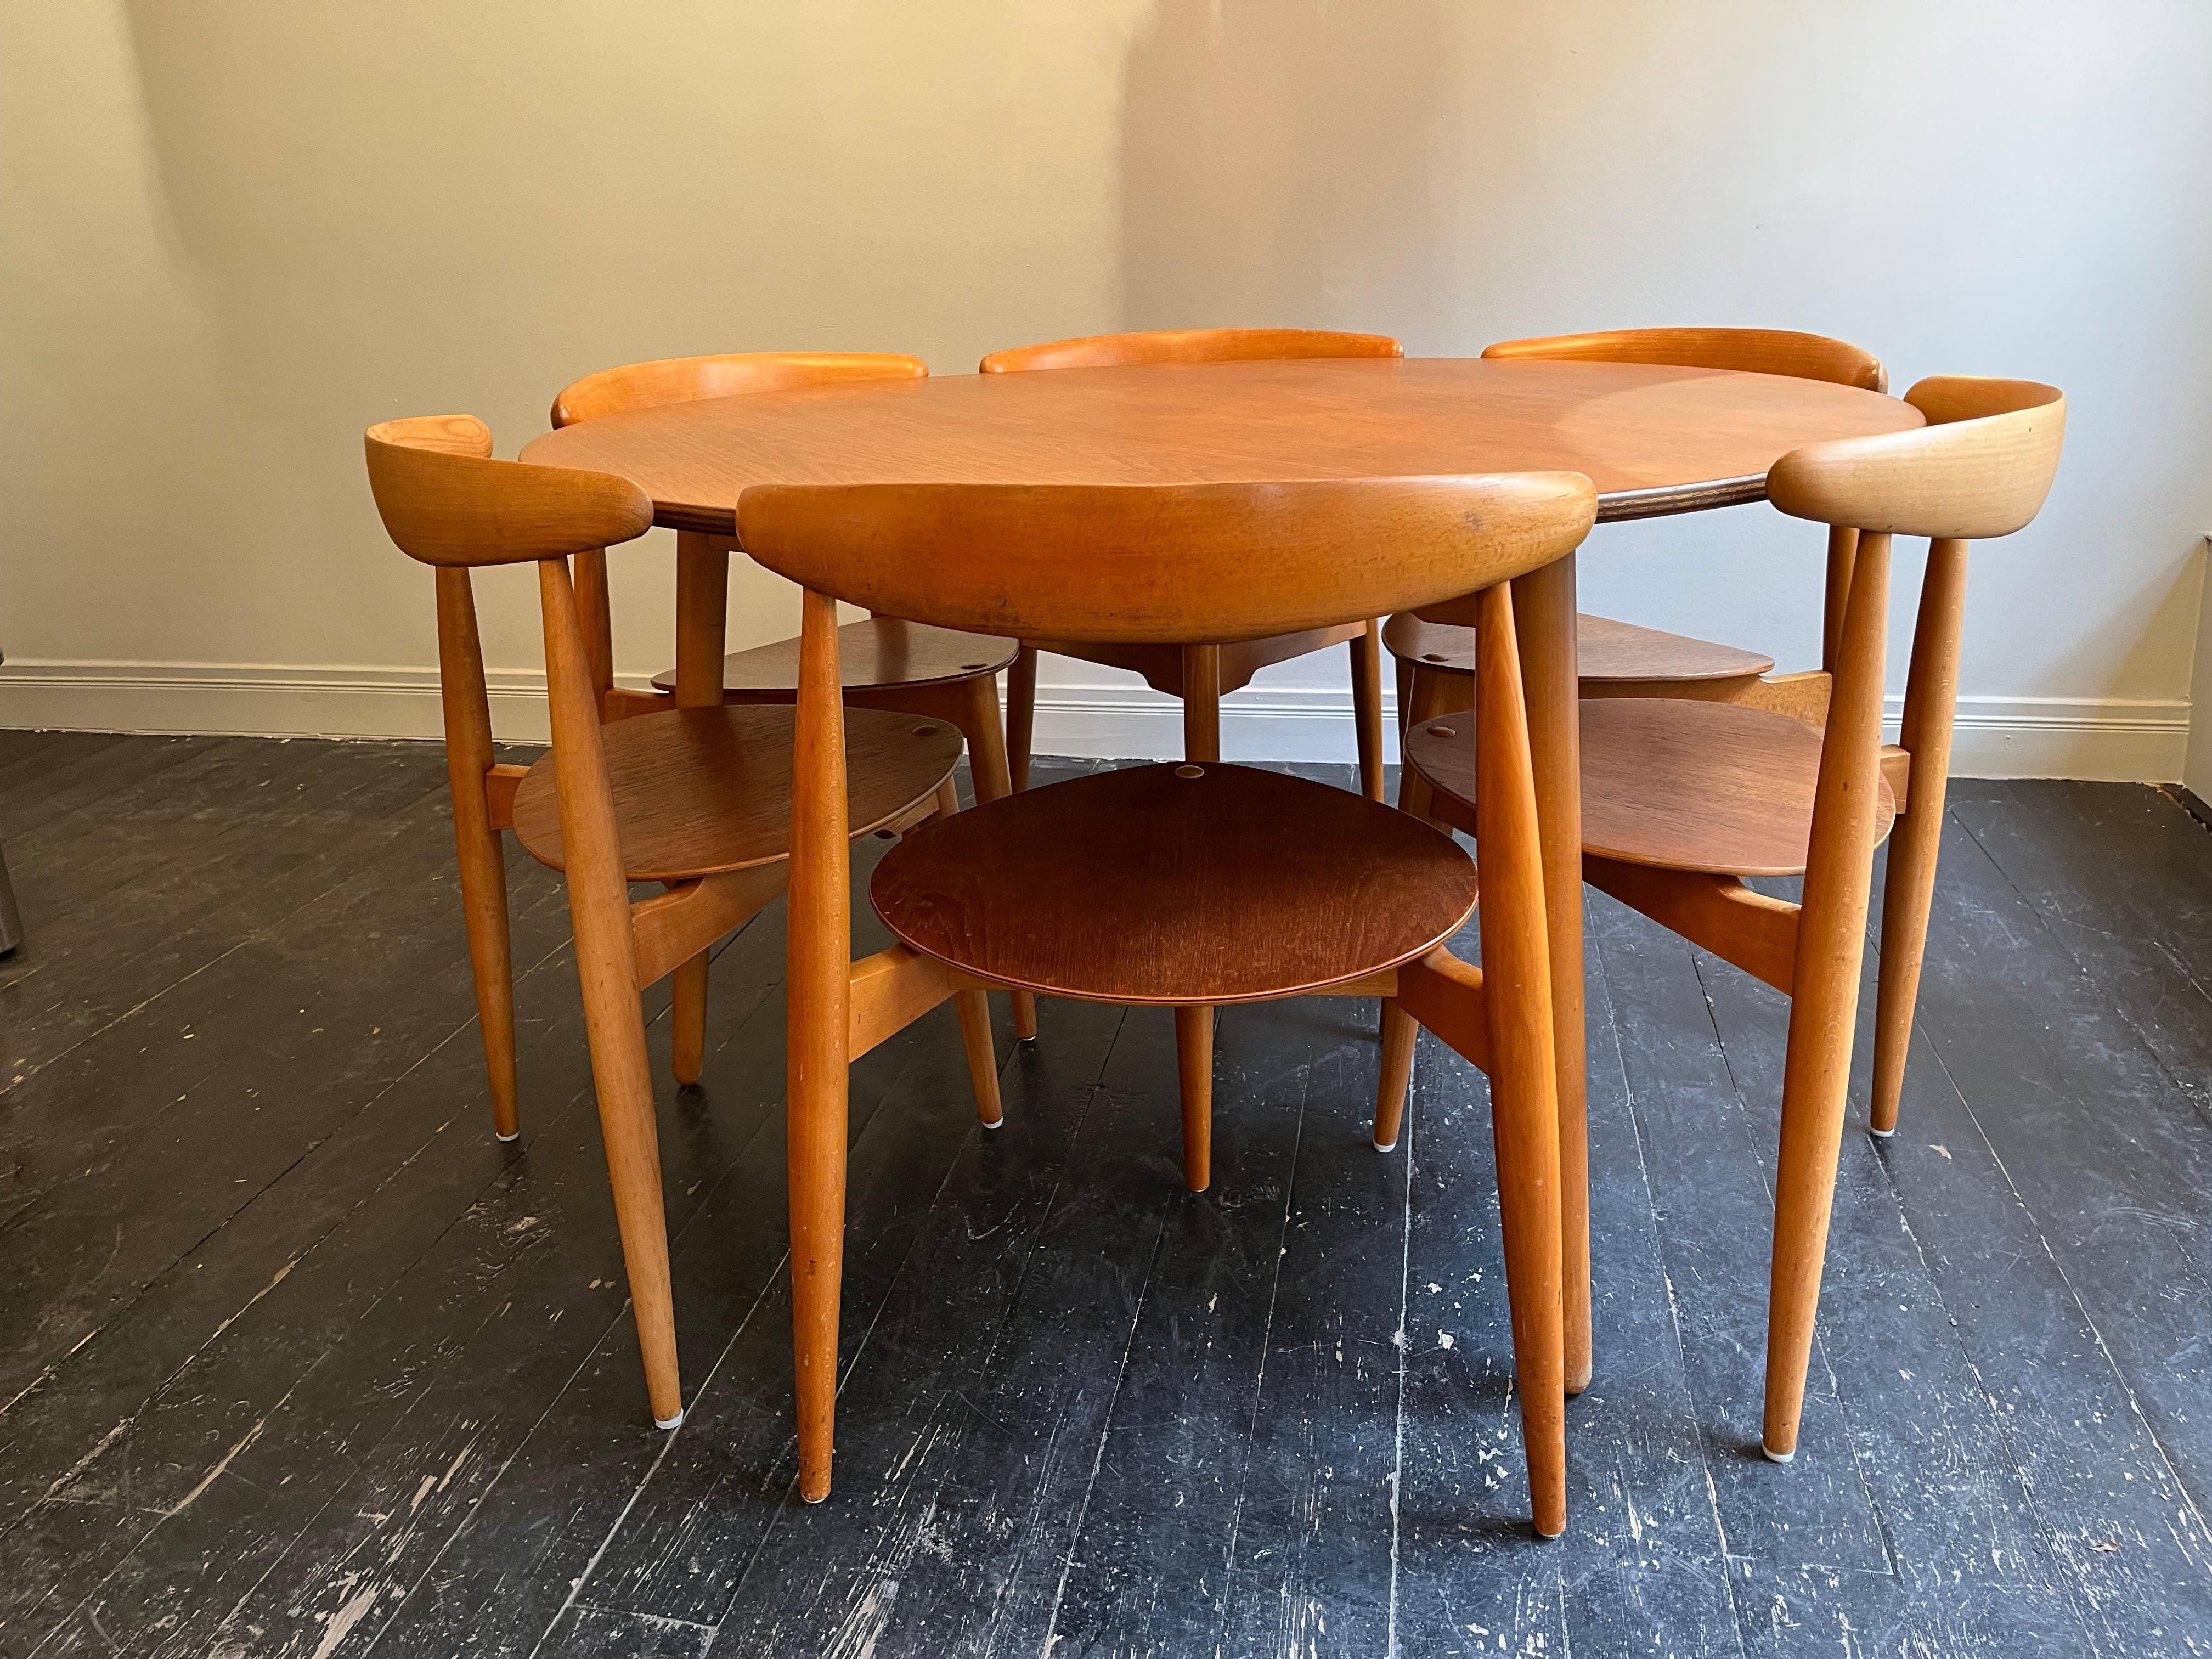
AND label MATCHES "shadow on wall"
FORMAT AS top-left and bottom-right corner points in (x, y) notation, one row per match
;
(1118, 0), (1455, 341)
